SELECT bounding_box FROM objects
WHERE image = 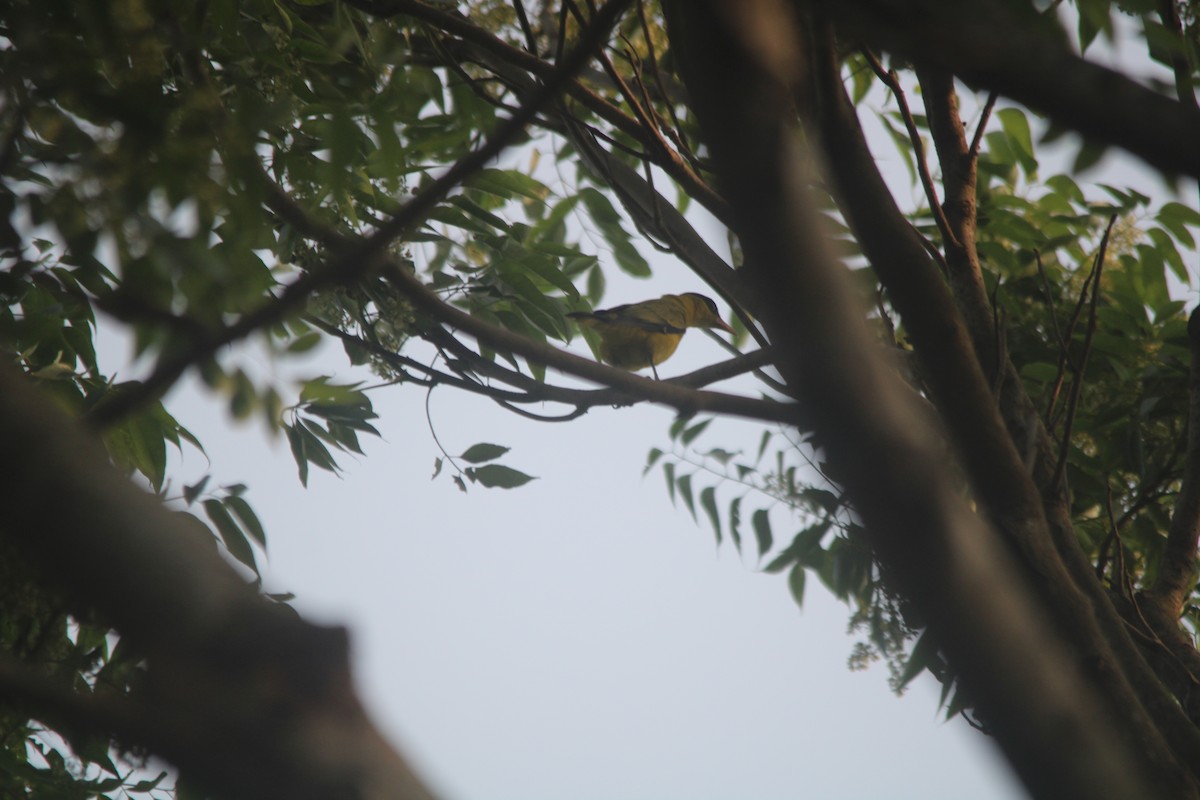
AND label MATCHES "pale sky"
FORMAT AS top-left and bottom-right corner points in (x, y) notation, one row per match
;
(115, 322), (1024, 799)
